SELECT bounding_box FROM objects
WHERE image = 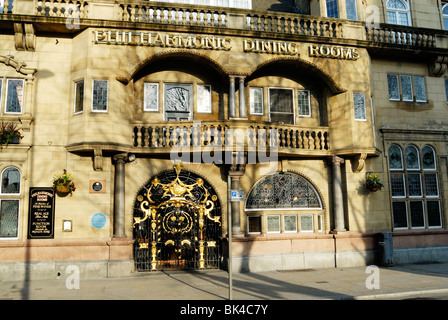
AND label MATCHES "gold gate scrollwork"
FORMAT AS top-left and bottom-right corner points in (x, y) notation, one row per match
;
(133, 164), (221, 271)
